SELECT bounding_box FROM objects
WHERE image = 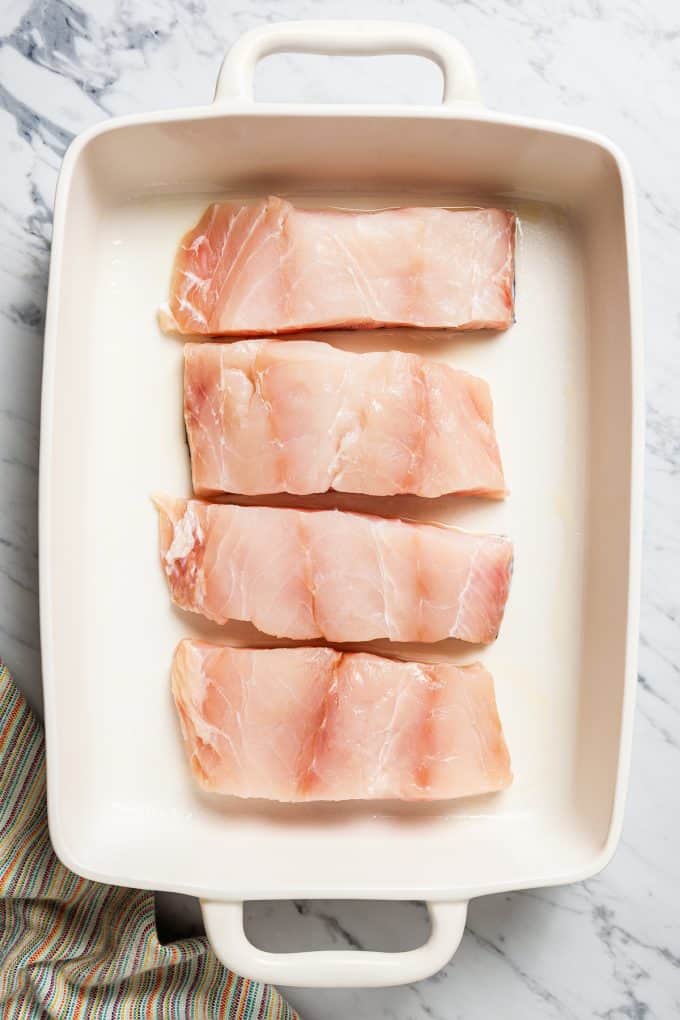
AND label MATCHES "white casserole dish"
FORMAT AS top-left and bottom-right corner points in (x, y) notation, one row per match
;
(40, 21), (643, 988)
